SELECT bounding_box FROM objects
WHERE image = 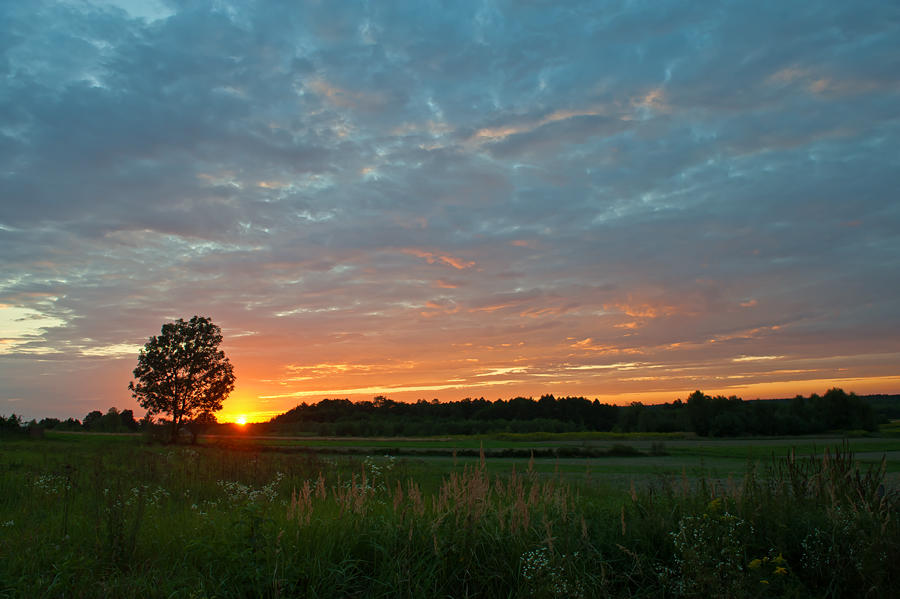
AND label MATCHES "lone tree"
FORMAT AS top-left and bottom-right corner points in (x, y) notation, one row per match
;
(129, 316), (235, 443)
